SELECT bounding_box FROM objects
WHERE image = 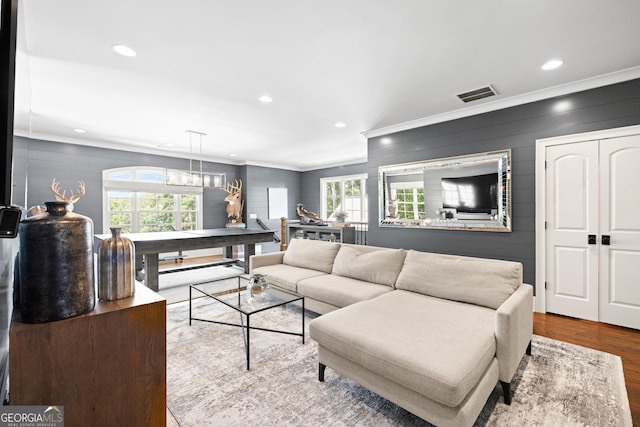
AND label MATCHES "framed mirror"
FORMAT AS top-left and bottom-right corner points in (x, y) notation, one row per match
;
(378, 150), (511, 232)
